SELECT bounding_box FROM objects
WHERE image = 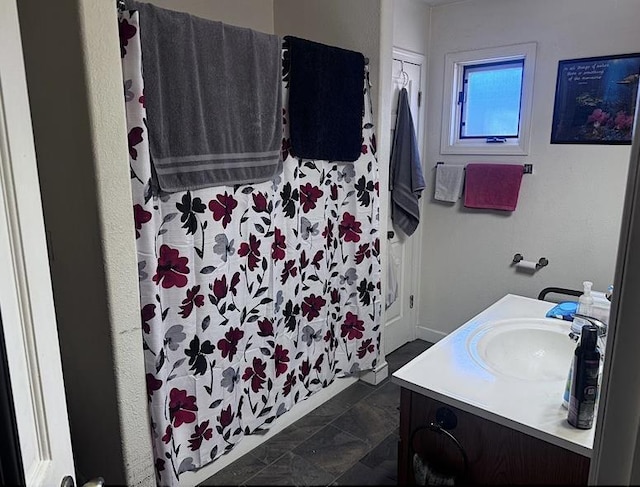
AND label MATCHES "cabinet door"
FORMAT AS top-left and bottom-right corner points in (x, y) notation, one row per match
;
(399, 389), (590, 485)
